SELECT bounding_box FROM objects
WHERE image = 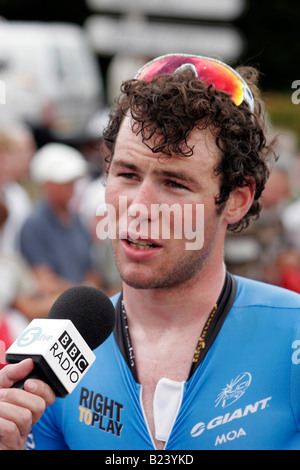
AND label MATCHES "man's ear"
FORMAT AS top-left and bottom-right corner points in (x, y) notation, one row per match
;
(223, 181), (255, 226)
